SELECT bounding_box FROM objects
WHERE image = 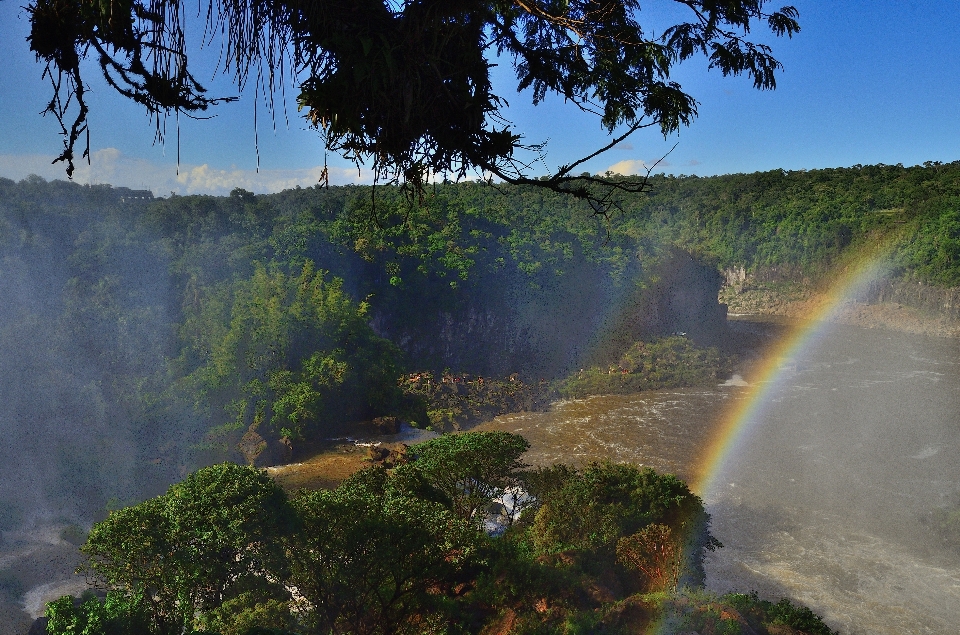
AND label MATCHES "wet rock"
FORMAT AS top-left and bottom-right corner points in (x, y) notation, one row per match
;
(277, 436), (294, 463)
(372, 416), (402, 435)
(237, 425), (268, 466)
